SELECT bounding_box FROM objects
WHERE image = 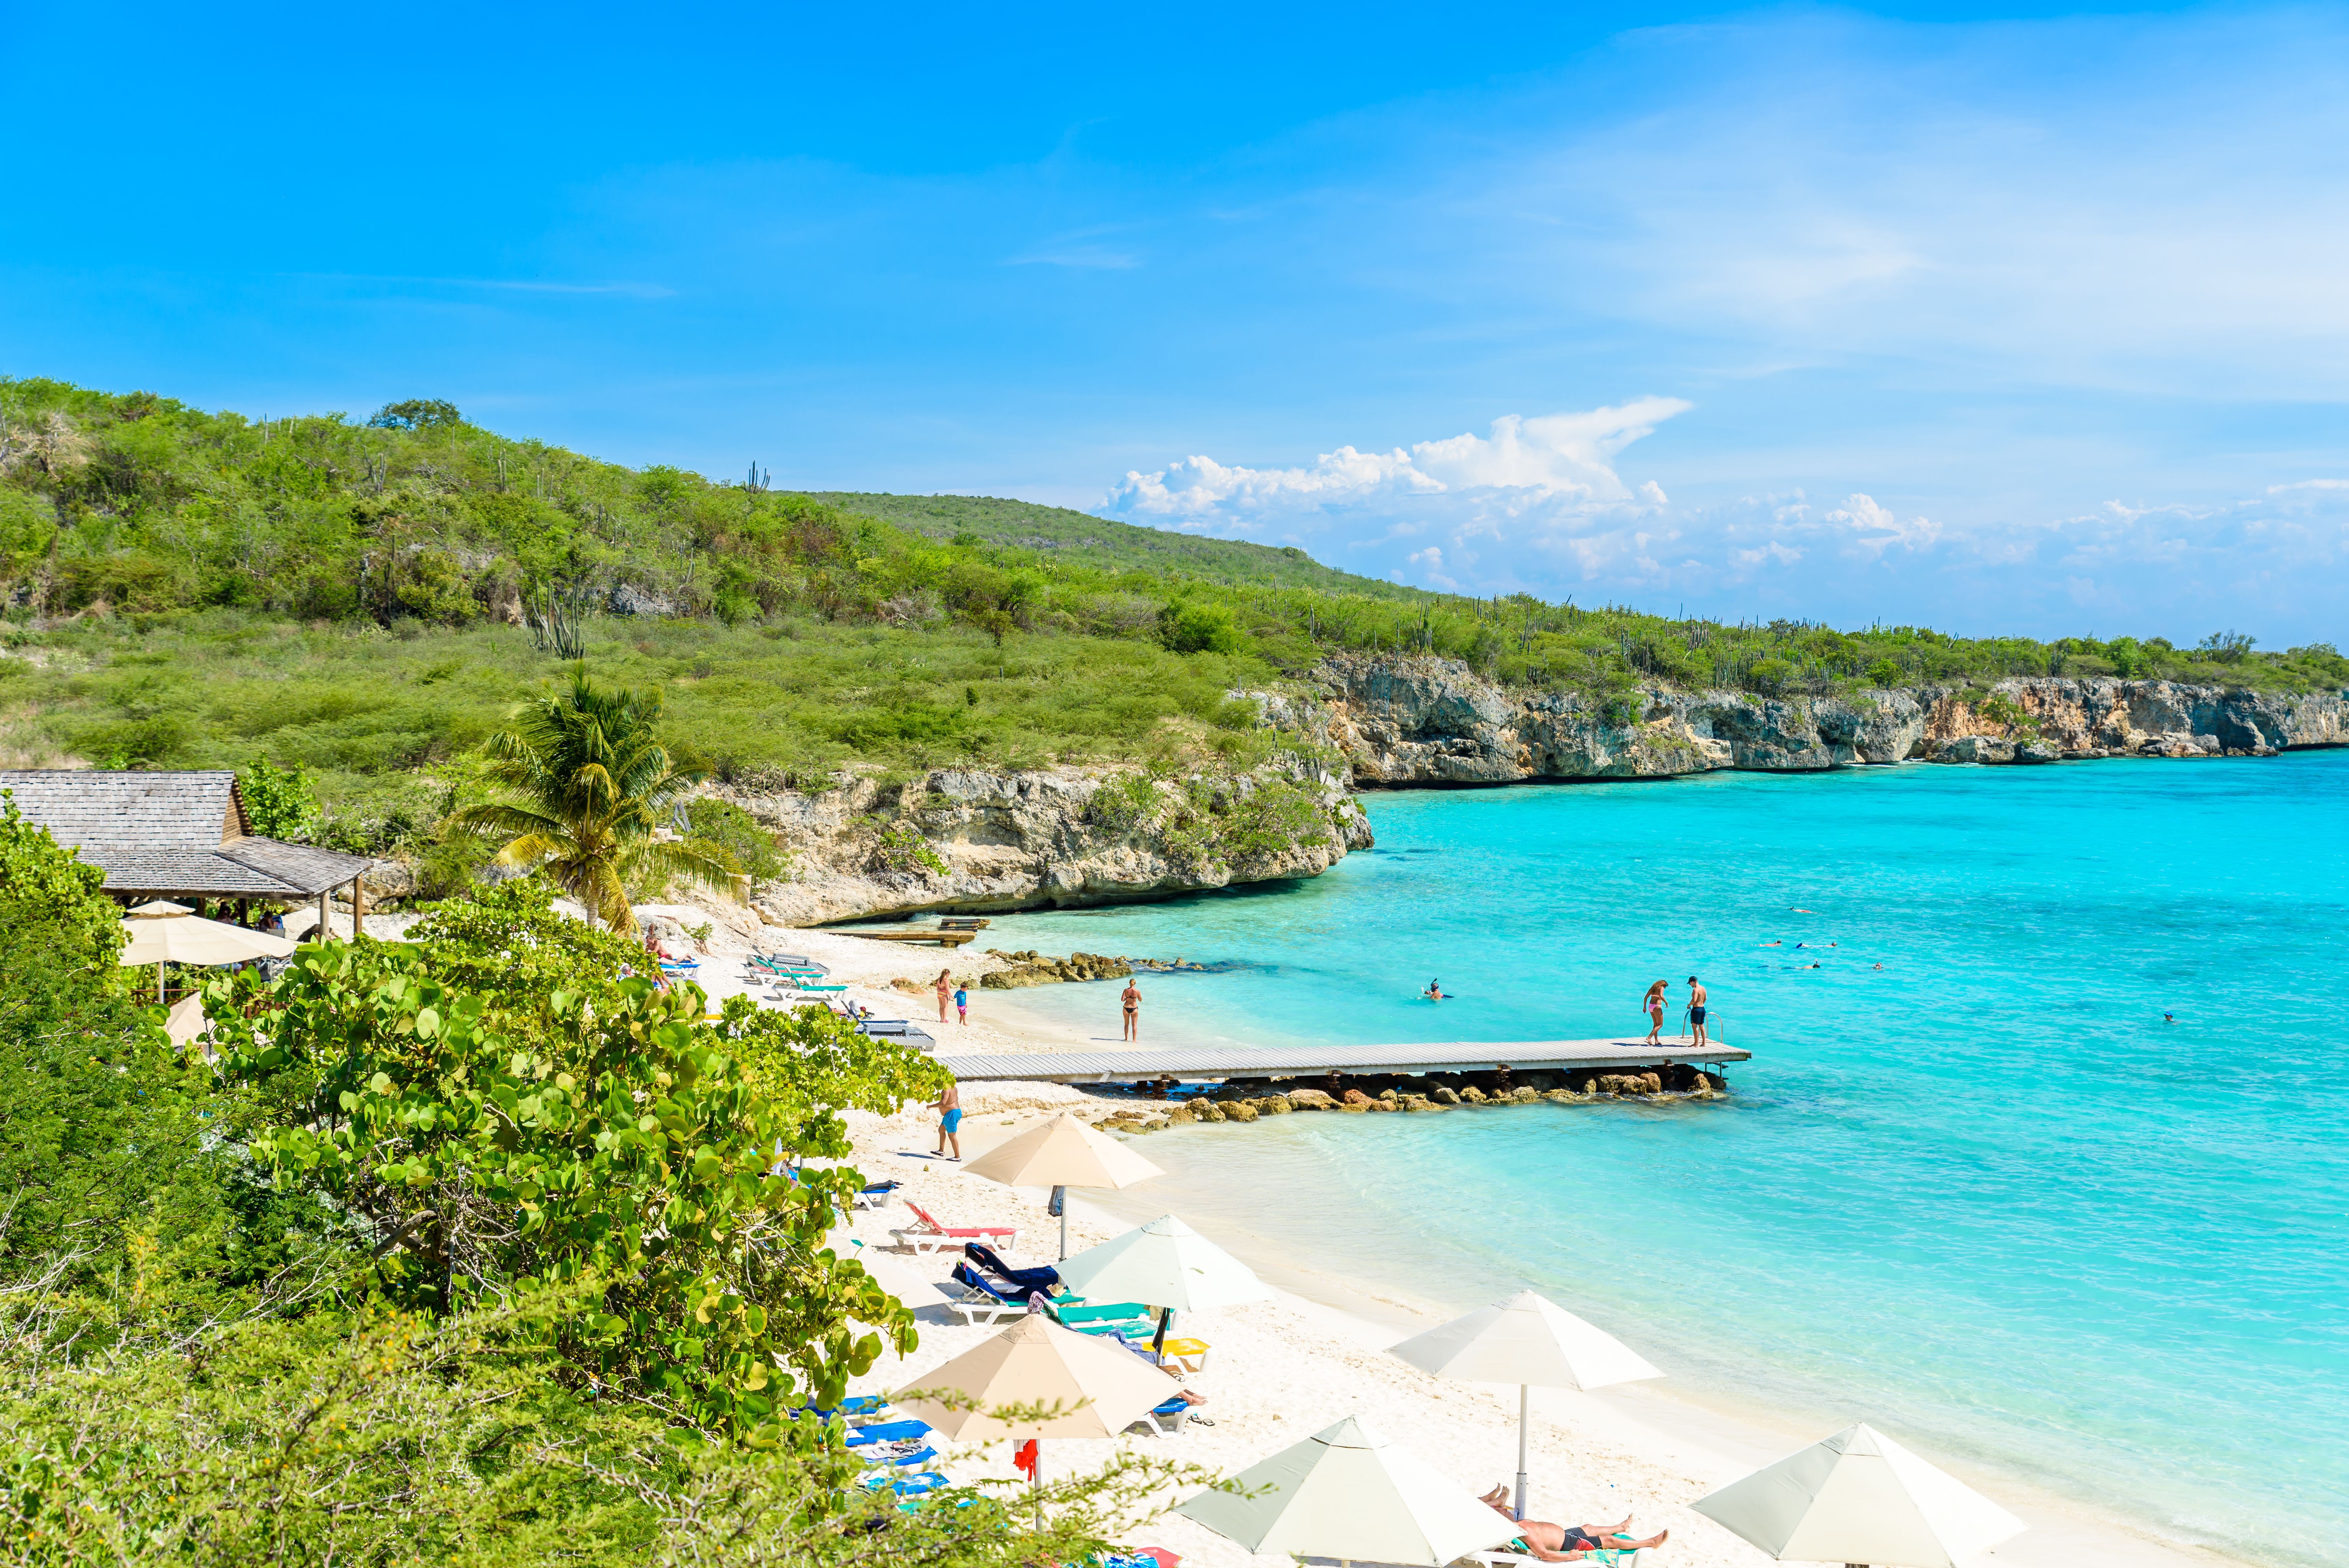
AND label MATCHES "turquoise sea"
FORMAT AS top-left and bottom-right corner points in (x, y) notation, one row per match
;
(968, 753), (2349, 1568)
